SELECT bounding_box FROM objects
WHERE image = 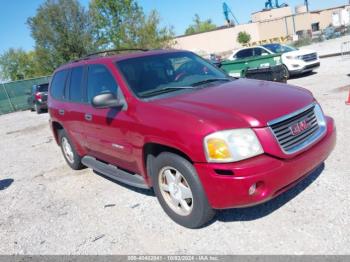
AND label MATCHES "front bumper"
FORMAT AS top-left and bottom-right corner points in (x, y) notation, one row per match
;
(289, 62), (320, 75)
(195, 117), (336, 209)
